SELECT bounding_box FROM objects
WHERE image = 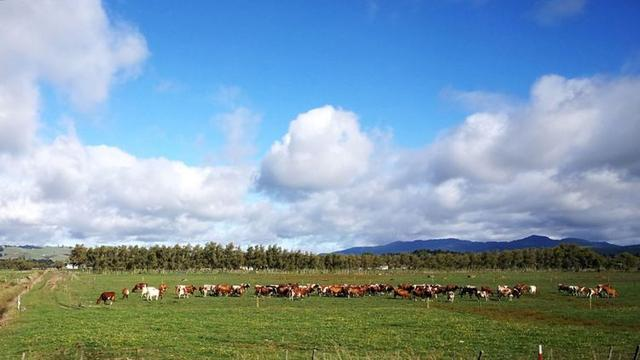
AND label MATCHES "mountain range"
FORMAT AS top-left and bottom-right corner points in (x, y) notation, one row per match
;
(335, 235), (640, 255)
